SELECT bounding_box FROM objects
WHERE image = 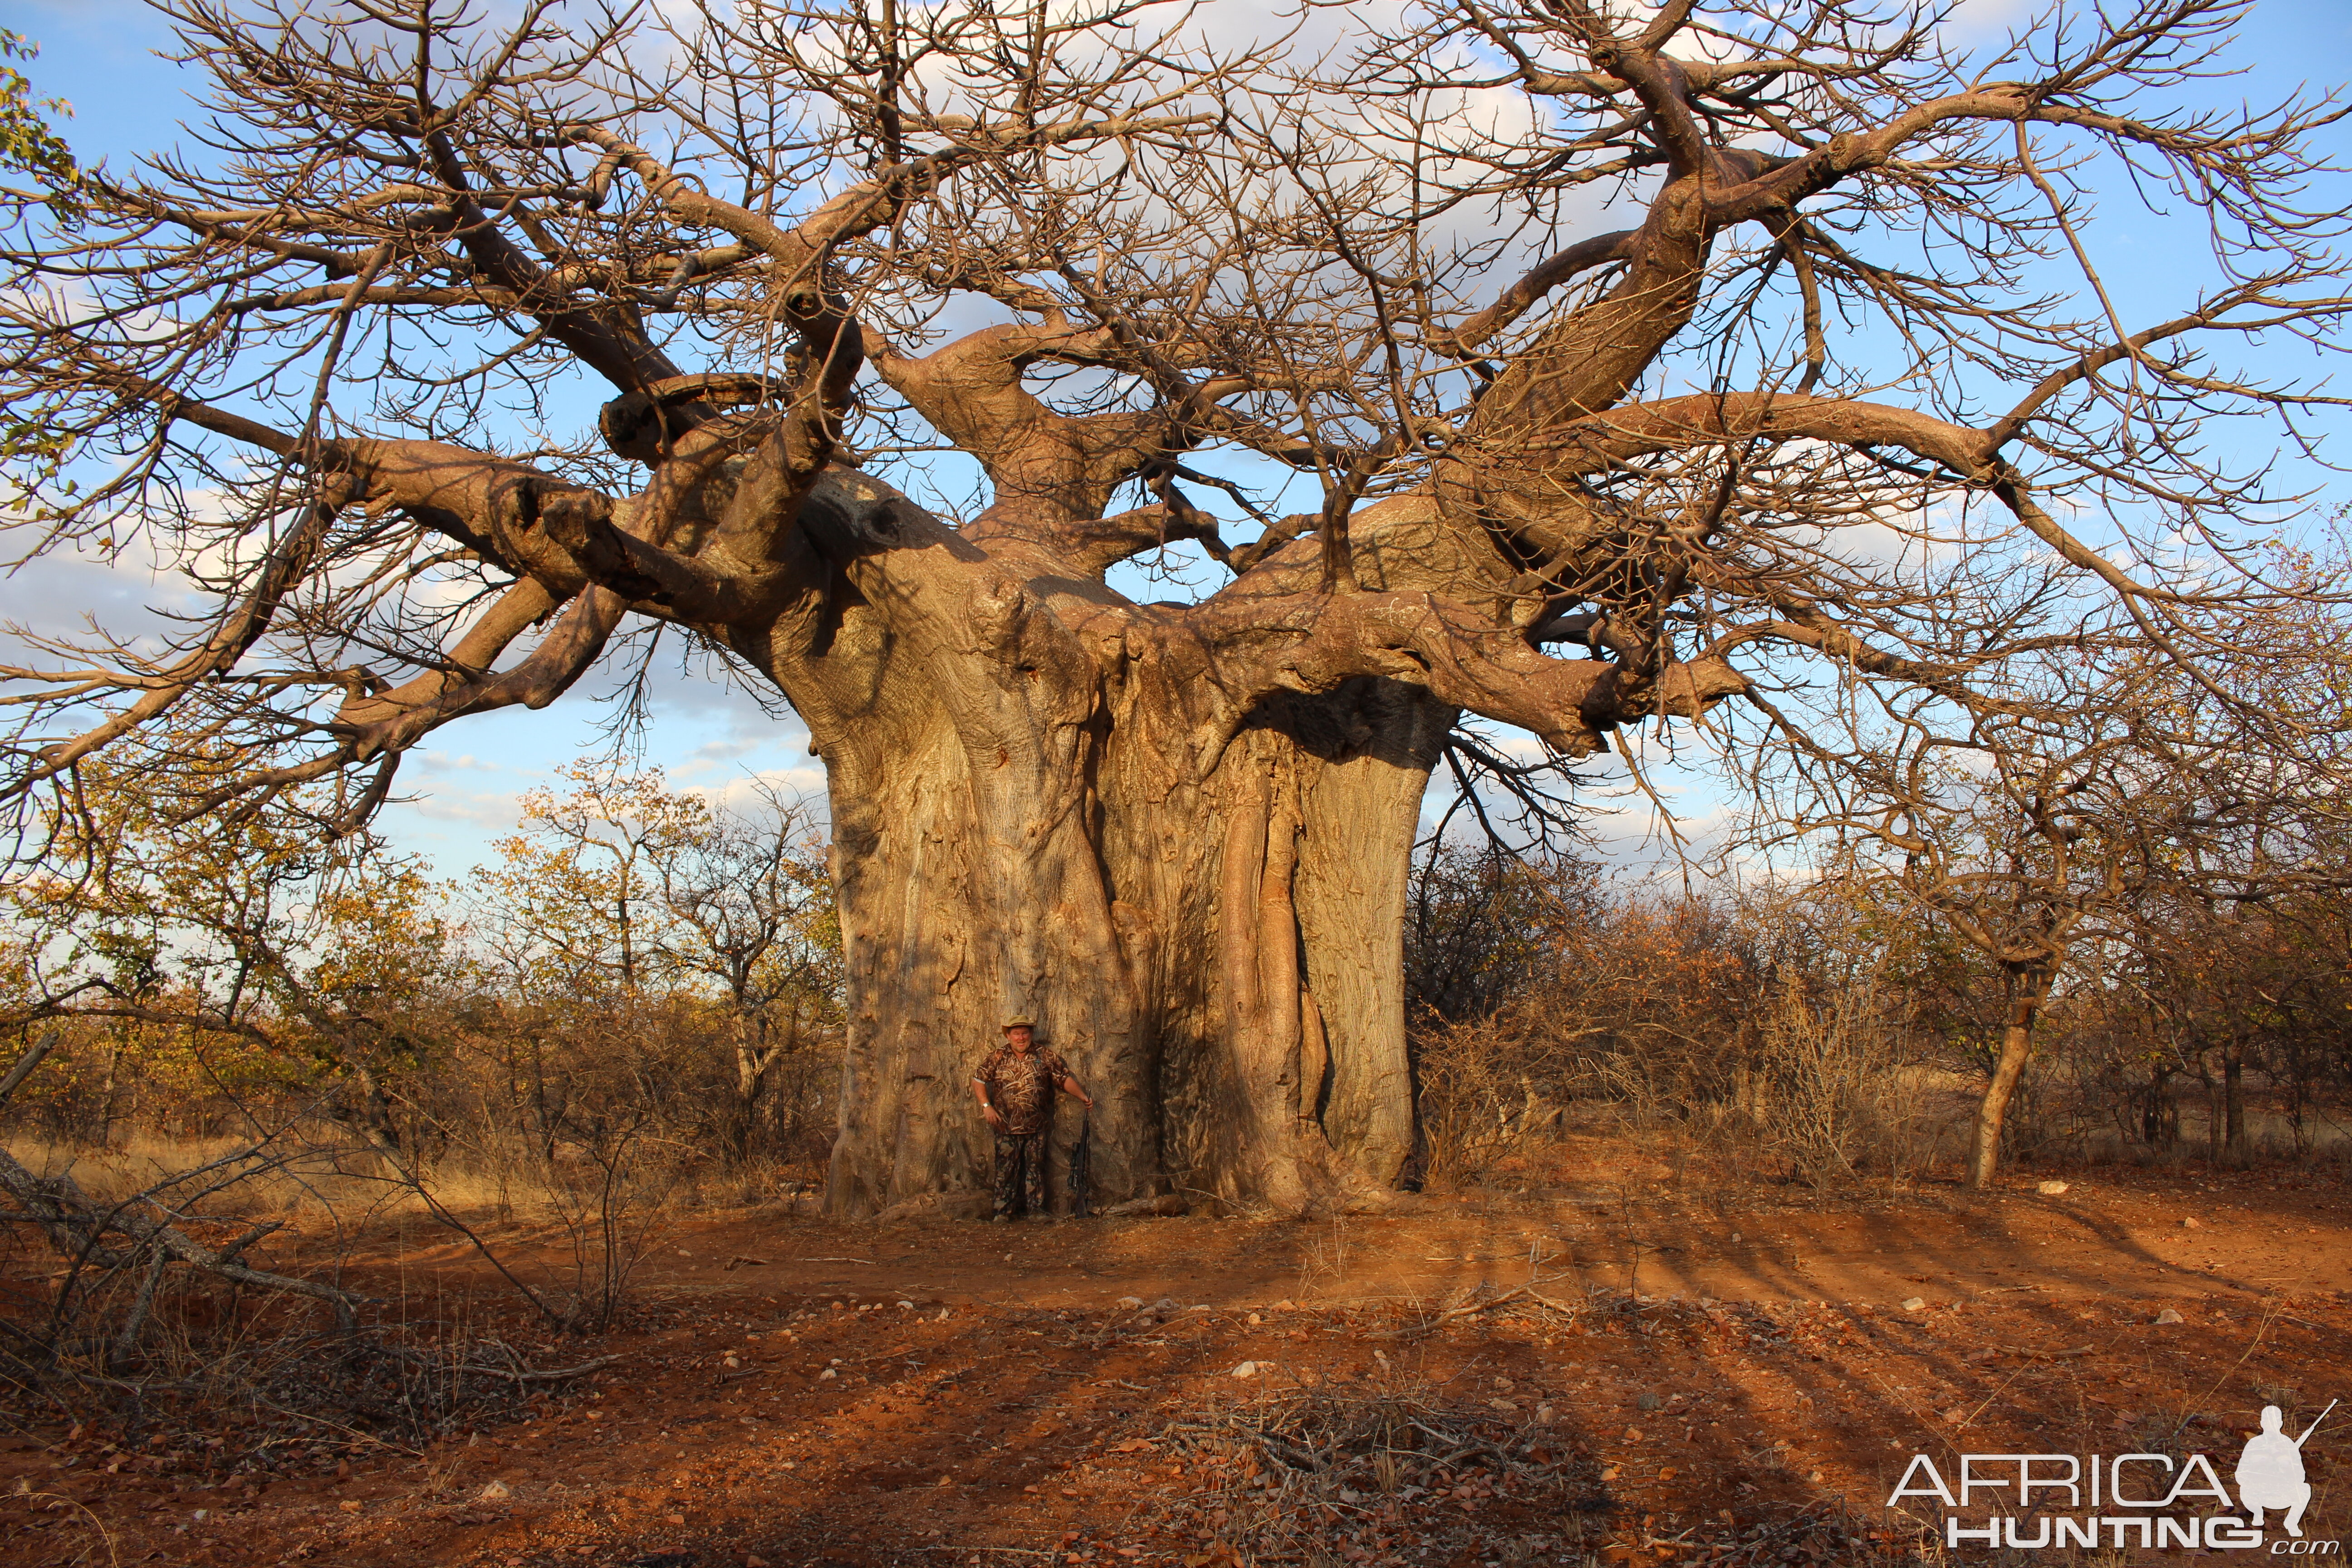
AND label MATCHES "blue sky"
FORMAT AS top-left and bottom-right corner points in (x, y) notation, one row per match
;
(5, 0), (2350, 882)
